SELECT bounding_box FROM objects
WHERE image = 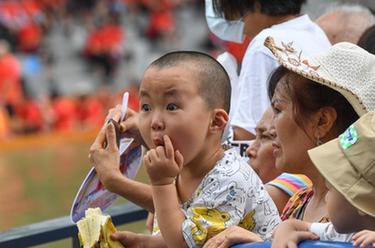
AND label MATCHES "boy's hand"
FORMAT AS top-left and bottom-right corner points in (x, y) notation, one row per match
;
(111, 231), (144, 248)
(111, 231), (167, 248)
(271, 220), (319, 248)
(352, 230), (375, 248)
(144, 135), (184, 186)
(105, 105), (145, 147)
(203, 226), (262, 248)
(119, 108), (145, 147)
(89, 121), (121, 192)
